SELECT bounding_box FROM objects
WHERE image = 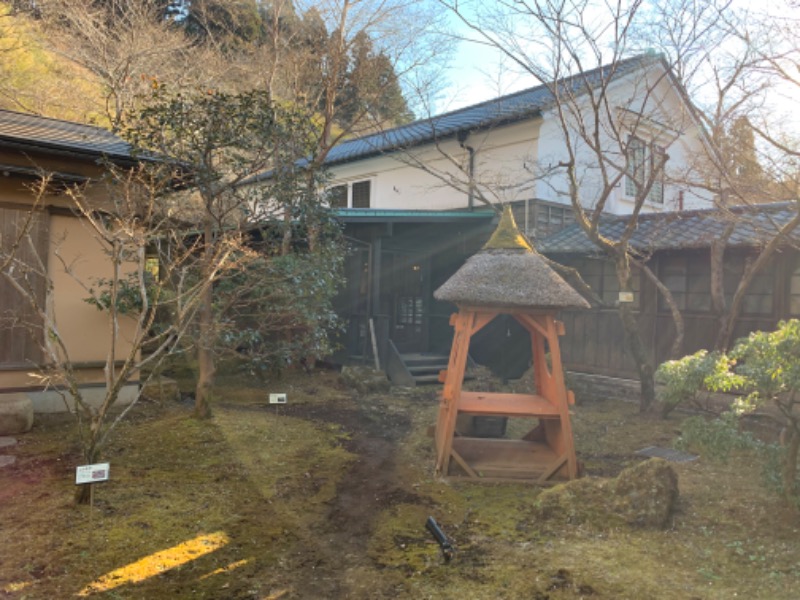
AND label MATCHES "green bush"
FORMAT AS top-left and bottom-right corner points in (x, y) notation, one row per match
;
(655, 350), (738, 417)
(670, 320), (800, 508)
(675, 412), (760, 461)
